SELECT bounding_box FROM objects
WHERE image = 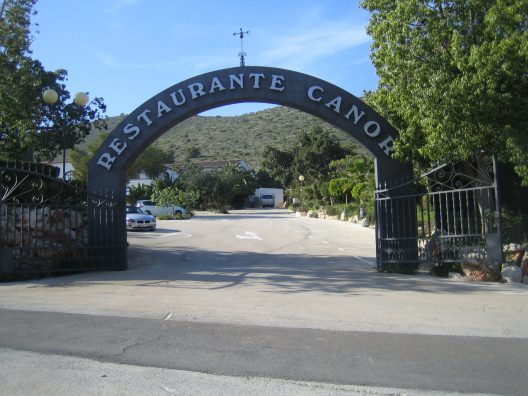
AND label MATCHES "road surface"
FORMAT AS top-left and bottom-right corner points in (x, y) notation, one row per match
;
(1, 209), (527, 394)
